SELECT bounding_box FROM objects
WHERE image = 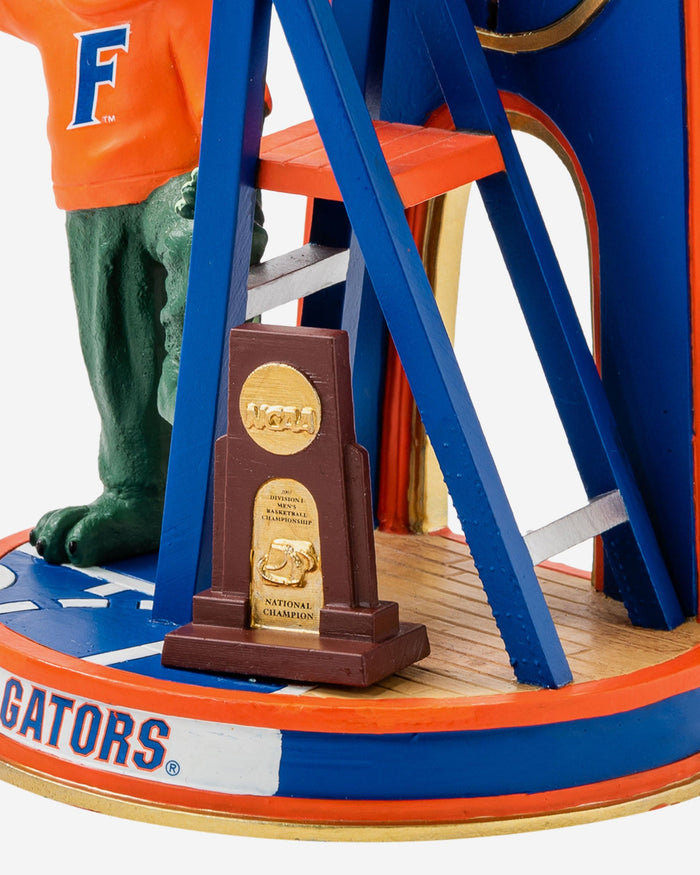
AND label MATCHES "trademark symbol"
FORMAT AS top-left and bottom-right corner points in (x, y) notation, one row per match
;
(102, 114), (117, 124)
(165, 760), (181, 776)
